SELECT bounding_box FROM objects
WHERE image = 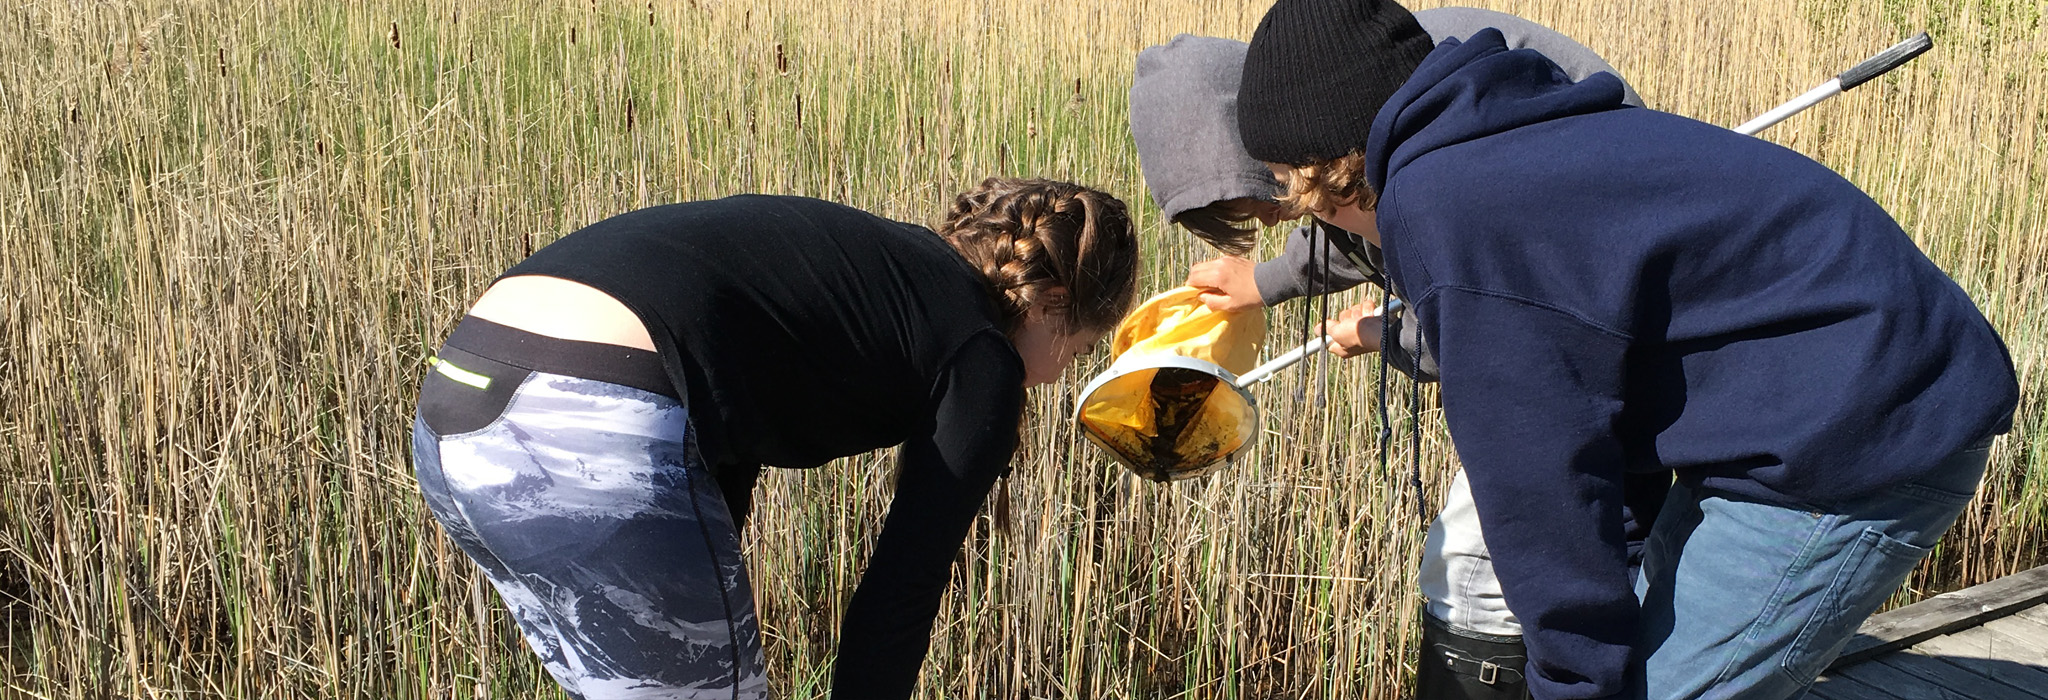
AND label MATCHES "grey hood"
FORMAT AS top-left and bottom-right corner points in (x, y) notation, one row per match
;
(1130, 35), (1281, 220)
(1130, 14), (1641, 224)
